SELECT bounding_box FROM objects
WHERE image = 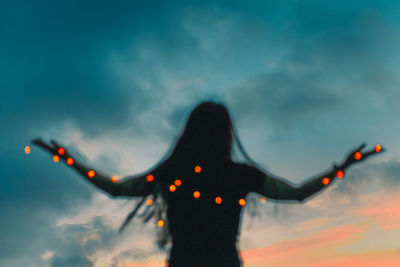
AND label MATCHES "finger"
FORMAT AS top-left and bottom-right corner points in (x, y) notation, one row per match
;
(365, 145), (386, 155)
(362, 150), (376, 158)
(355, 142), (367, 152)
(31, 139), (56, 154)
(31, 138), (43, 145)
(375, 144), (386, 153)
(31, 138), (48, 148)
(358, 145), (386, 160)
(347, 143), (366, 159)
(50, 139), (60, 149)
(51, 140), (71, 158)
